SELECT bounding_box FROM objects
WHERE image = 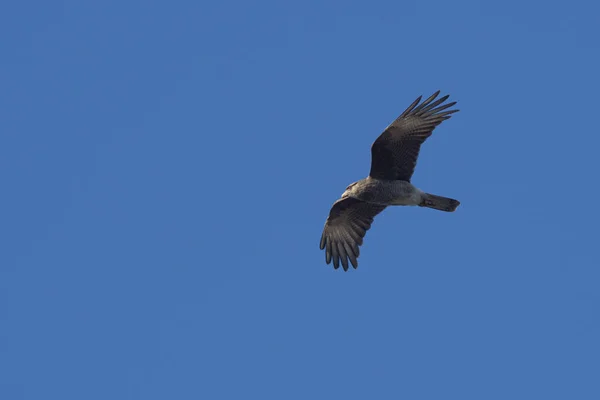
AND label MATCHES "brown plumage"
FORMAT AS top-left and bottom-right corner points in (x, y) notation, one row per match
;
(320, 91), (460, 271)
(370, 91), (459, 181)
(319, 197), (386, 270)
